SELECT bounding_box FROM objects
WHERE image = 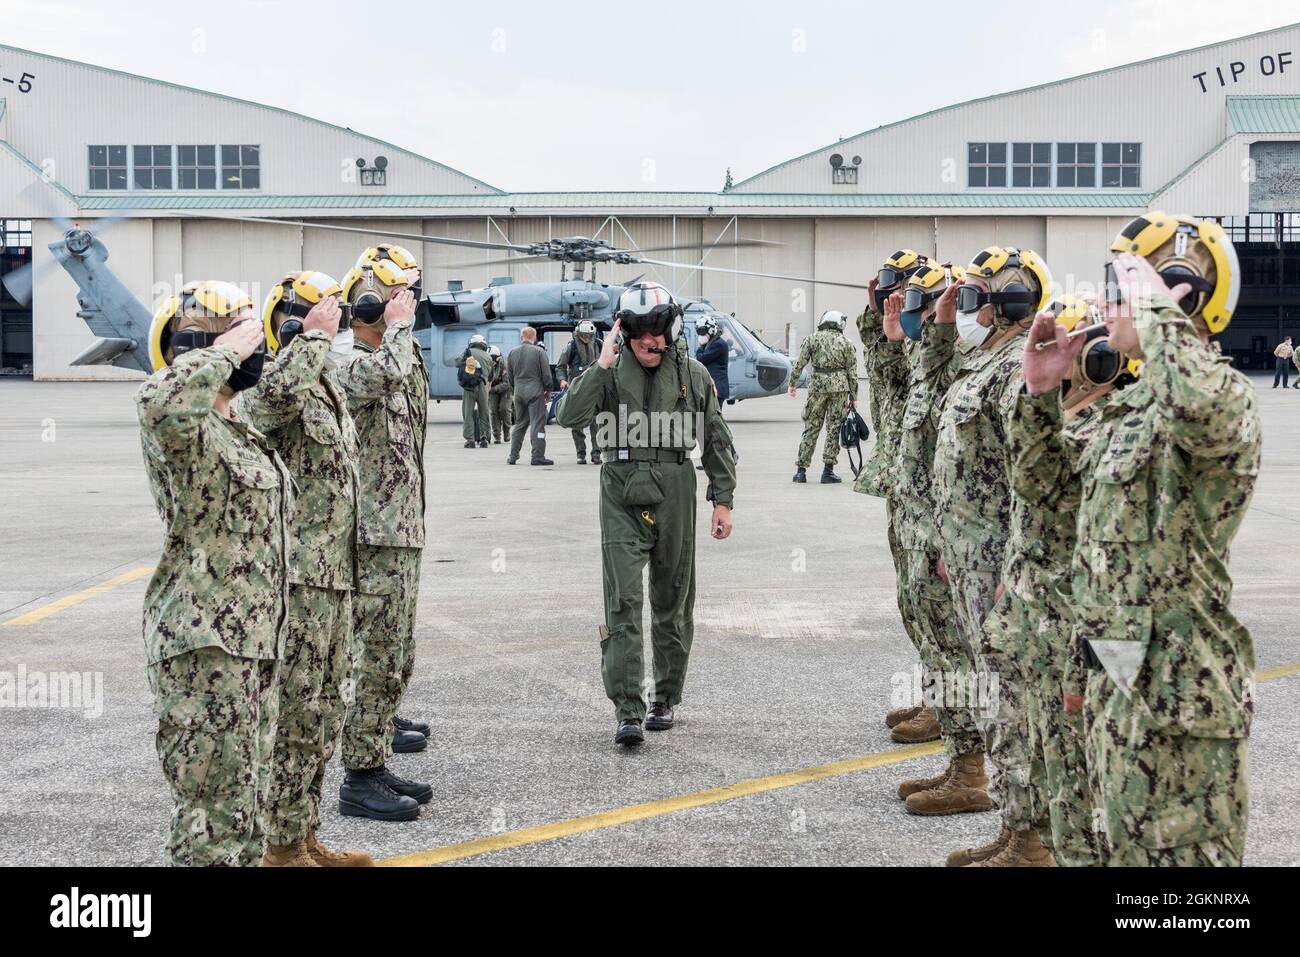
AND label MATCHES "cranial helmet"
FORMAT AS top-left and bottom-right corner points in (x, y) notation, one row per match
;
(1042, 294), (1127, 407)
(900, 263), (966, 340)
(959, 246), (1053, 326)
(1106, 212), (1240, 335)
(874, 249), (929, 312)
(340, 259), (409, 327)
(469, 333), (487, 349)
(696, 316), (719, 339)
(614, 281), (682, 342)
(818, 310), (847, 332)
(575, 319), (596, 339)
(149, 280), (255, 371)
(357, 243), (422, 298)
(262, 271), (342, 354)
